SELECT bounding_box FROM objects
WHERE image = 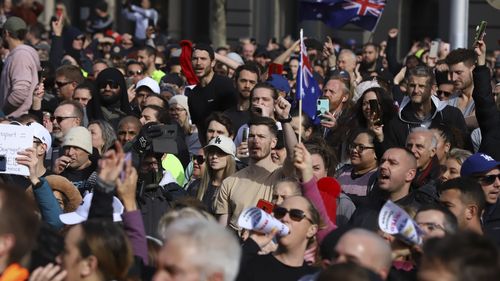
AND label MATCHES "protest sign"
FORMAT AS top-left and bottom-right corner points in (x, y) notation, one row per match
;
(0, 124), (33, 176)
